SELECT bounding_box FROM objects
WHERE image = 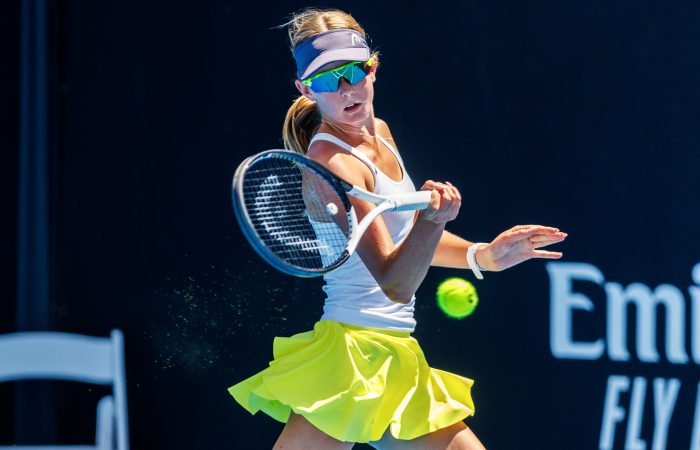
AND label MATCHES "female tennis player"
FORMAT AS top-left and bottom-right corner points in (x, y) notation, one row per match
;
(229, 8), (567, 449)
